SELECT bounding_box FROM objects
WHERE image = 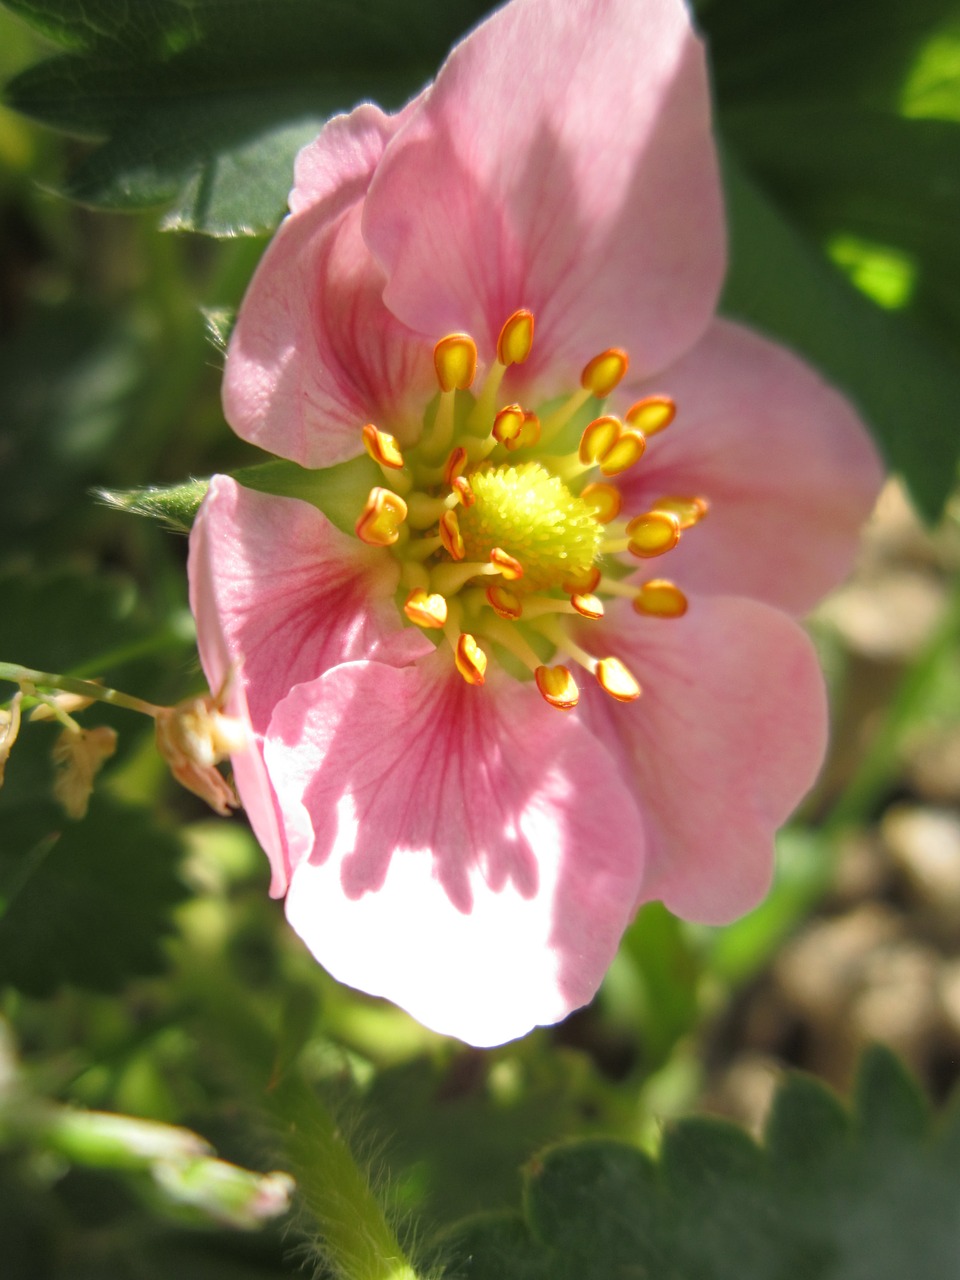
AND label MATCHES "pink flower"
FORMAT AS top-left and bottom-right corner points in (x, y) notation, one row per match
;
(189, 0), (882, 1046)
